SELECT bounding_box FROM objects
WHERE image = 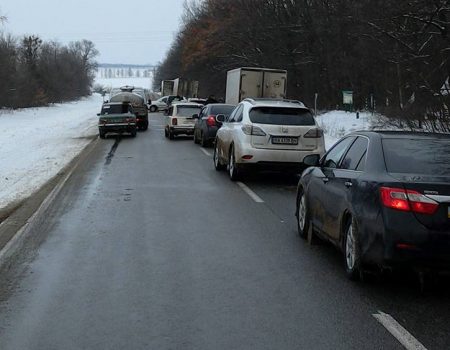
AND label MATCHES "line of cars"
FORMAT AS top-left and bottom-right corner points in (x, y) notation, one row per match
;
(162, 97), (450, 284)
